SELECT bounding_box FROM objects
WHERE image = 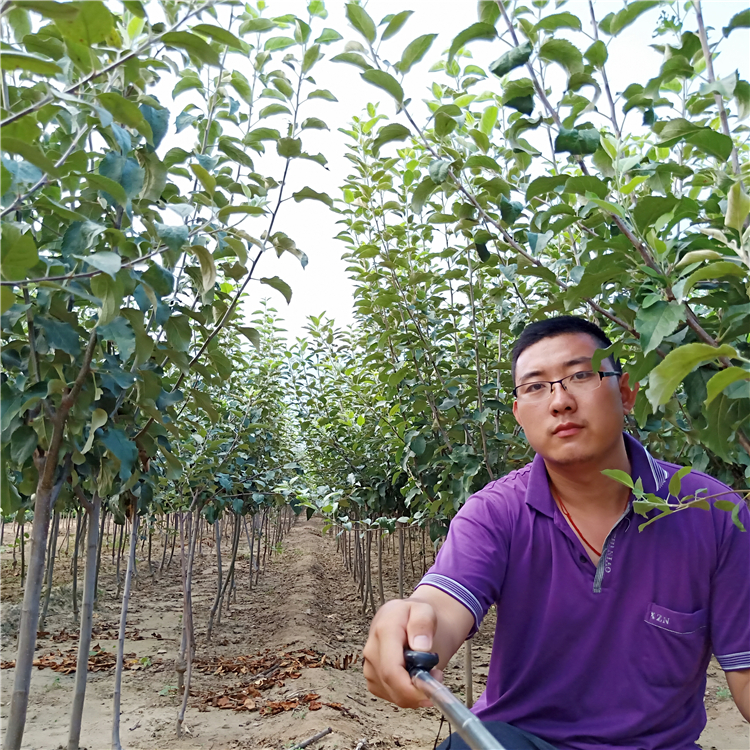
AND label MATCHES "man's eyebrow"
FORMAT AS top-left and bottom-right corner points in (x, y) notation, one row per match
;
(517, 356), (593, 383)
